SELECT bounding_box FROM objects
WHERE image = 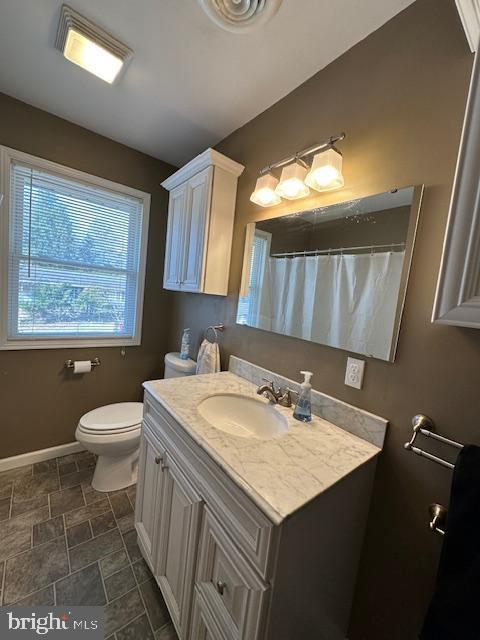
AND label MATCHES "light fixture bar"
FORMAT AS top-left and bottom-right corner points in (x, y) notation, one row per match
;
(259, 132), (346, 176)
